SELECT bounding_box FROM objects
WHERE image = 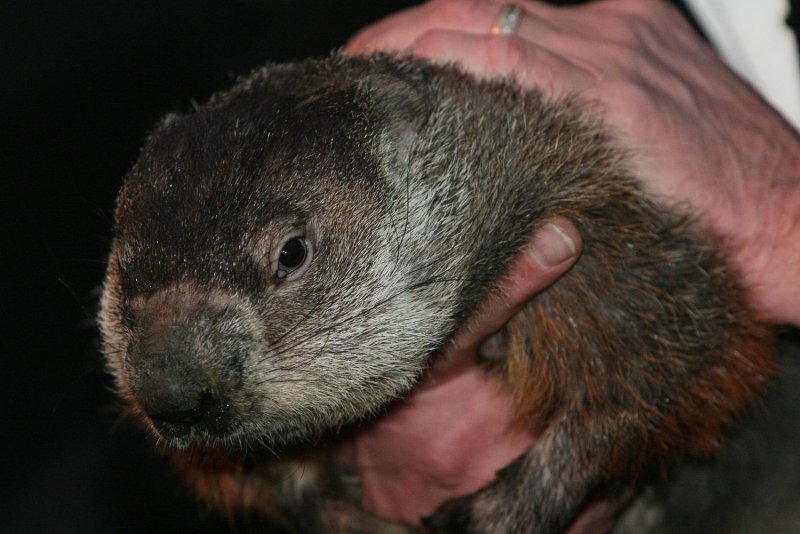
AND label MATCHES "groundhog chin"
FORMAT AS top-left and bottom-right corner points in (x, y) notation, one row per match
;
(133, 385), (377, 452)
(142, 408), (326, 452)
